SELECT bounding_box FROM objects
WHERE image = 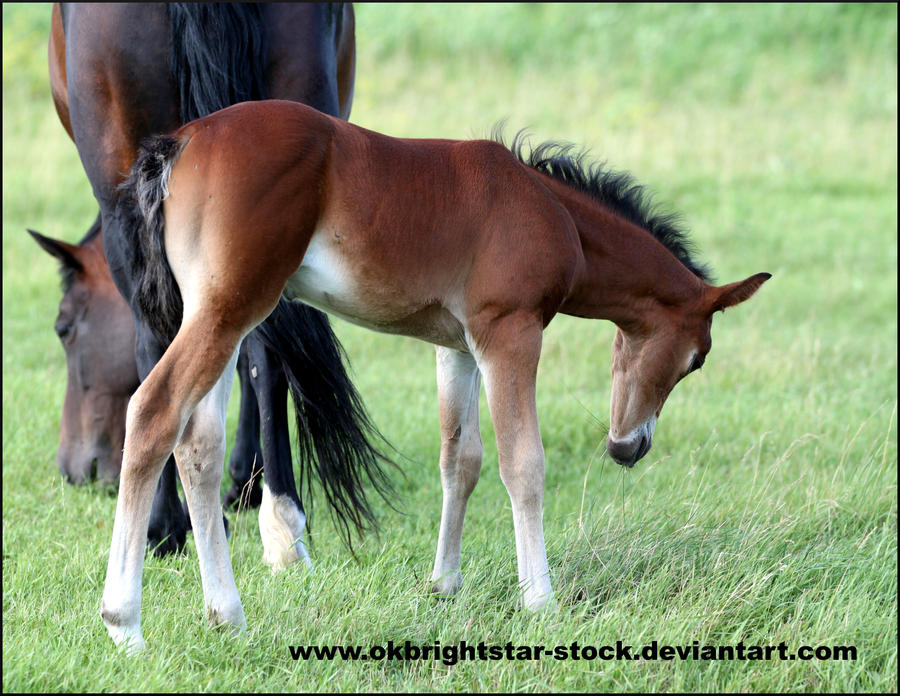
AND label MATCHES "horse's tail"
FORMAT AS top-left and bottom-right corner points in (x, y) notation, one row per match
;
(252, 305), (398, 549)
(167, 3), (267, 123)
(118, 134), (186, 345)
